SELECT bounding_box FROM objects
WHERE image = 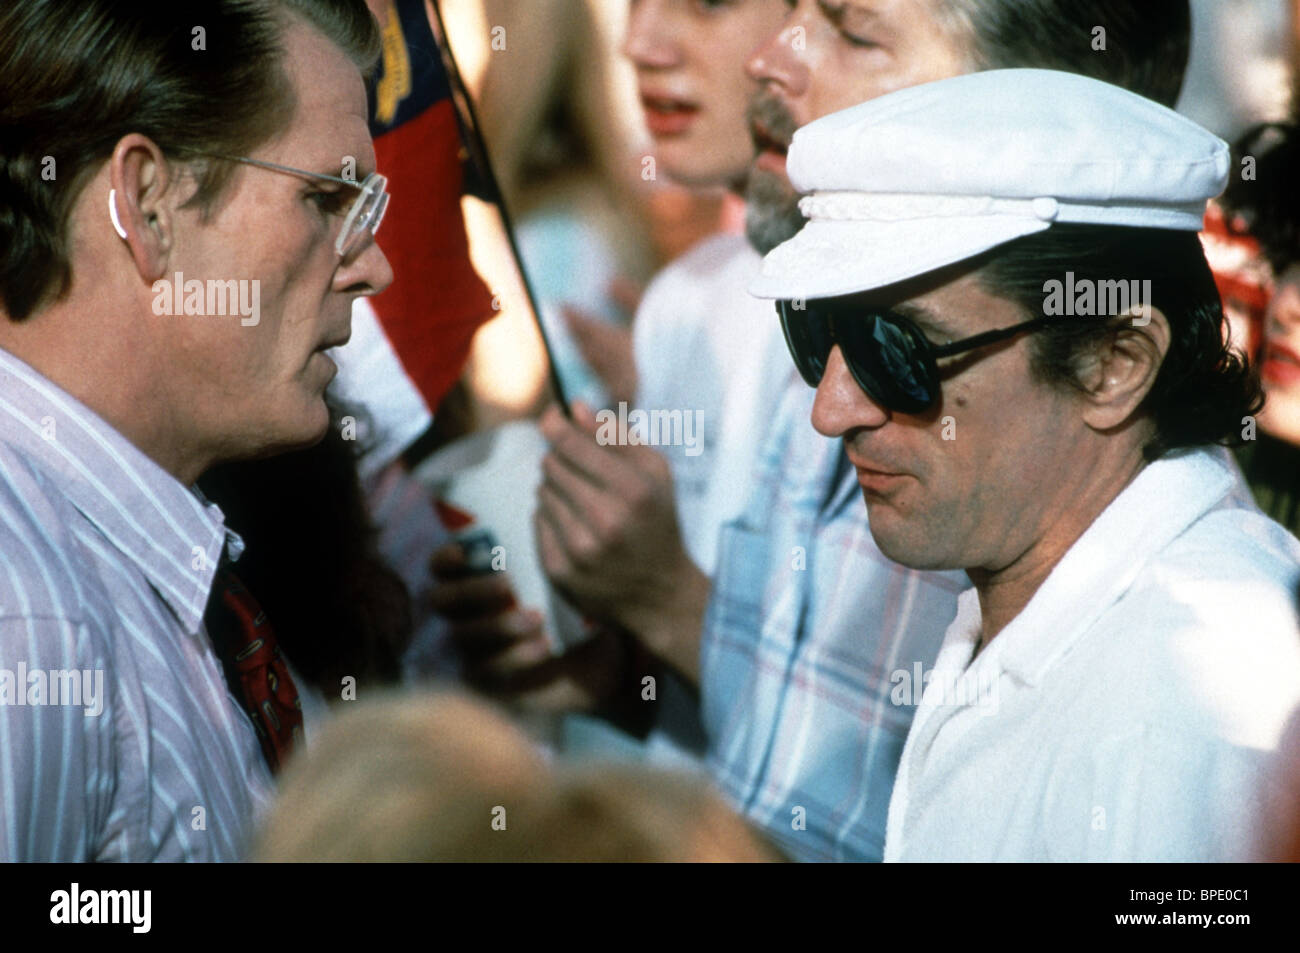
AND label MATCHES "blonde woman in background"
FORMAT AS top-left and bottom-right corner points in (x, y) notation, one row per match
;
(444, 0), (662, 417)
